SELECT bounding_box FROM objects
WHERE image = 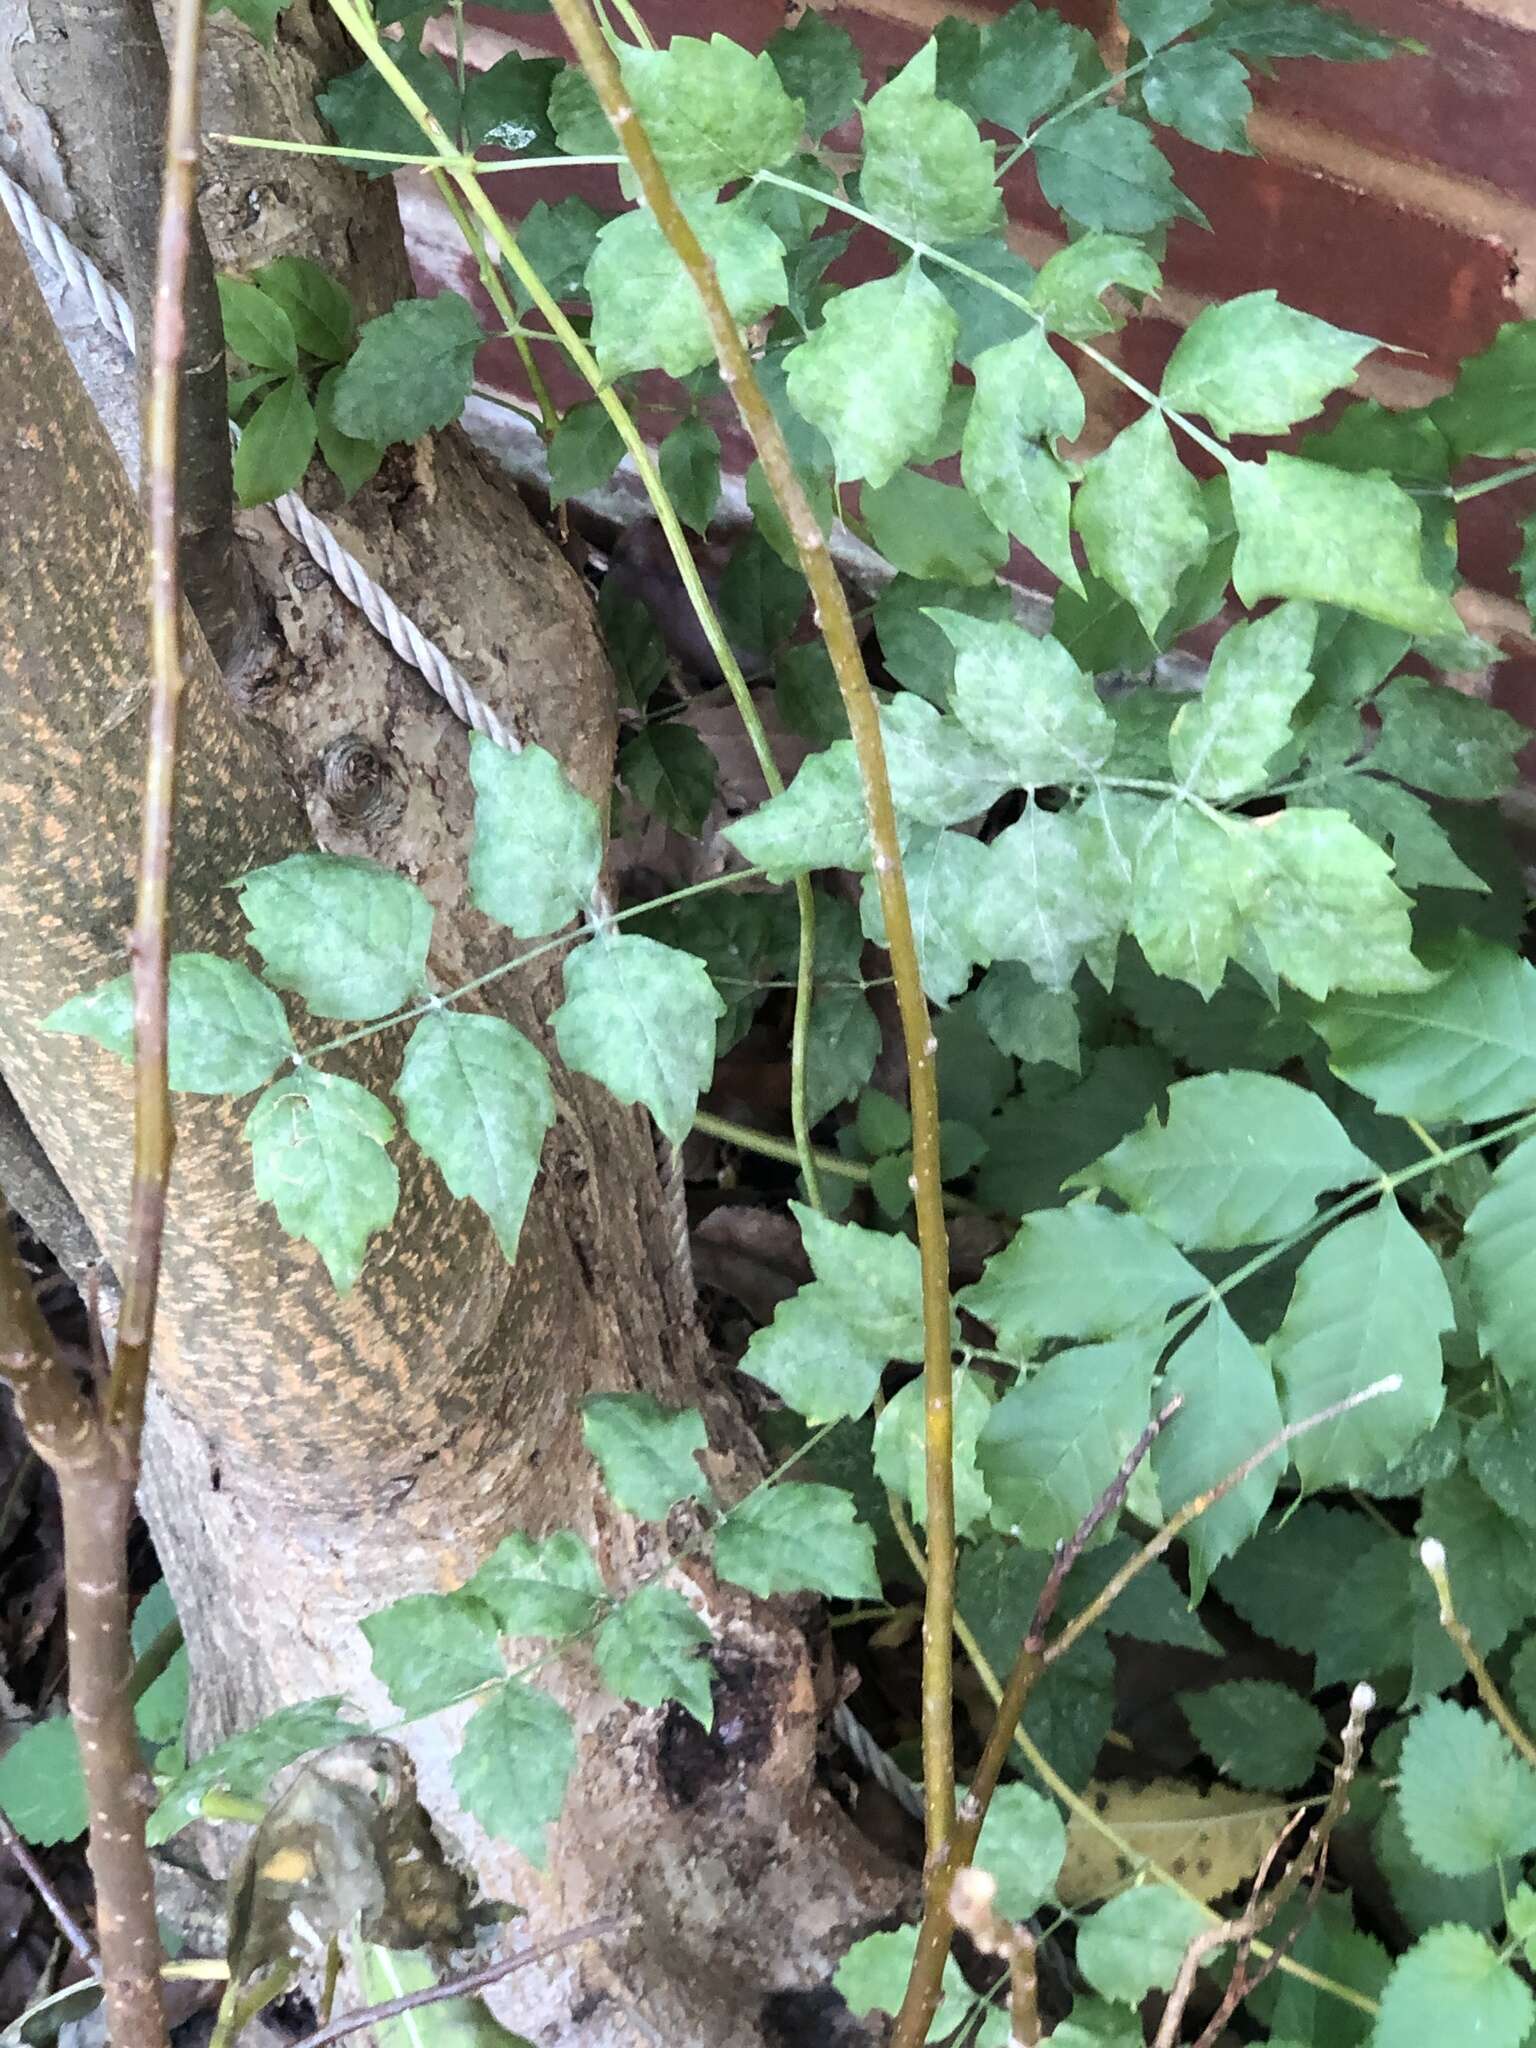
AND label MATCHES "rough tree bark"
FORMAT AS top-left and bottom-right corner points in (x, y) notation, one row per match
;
(0, 8), (903, 2040)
